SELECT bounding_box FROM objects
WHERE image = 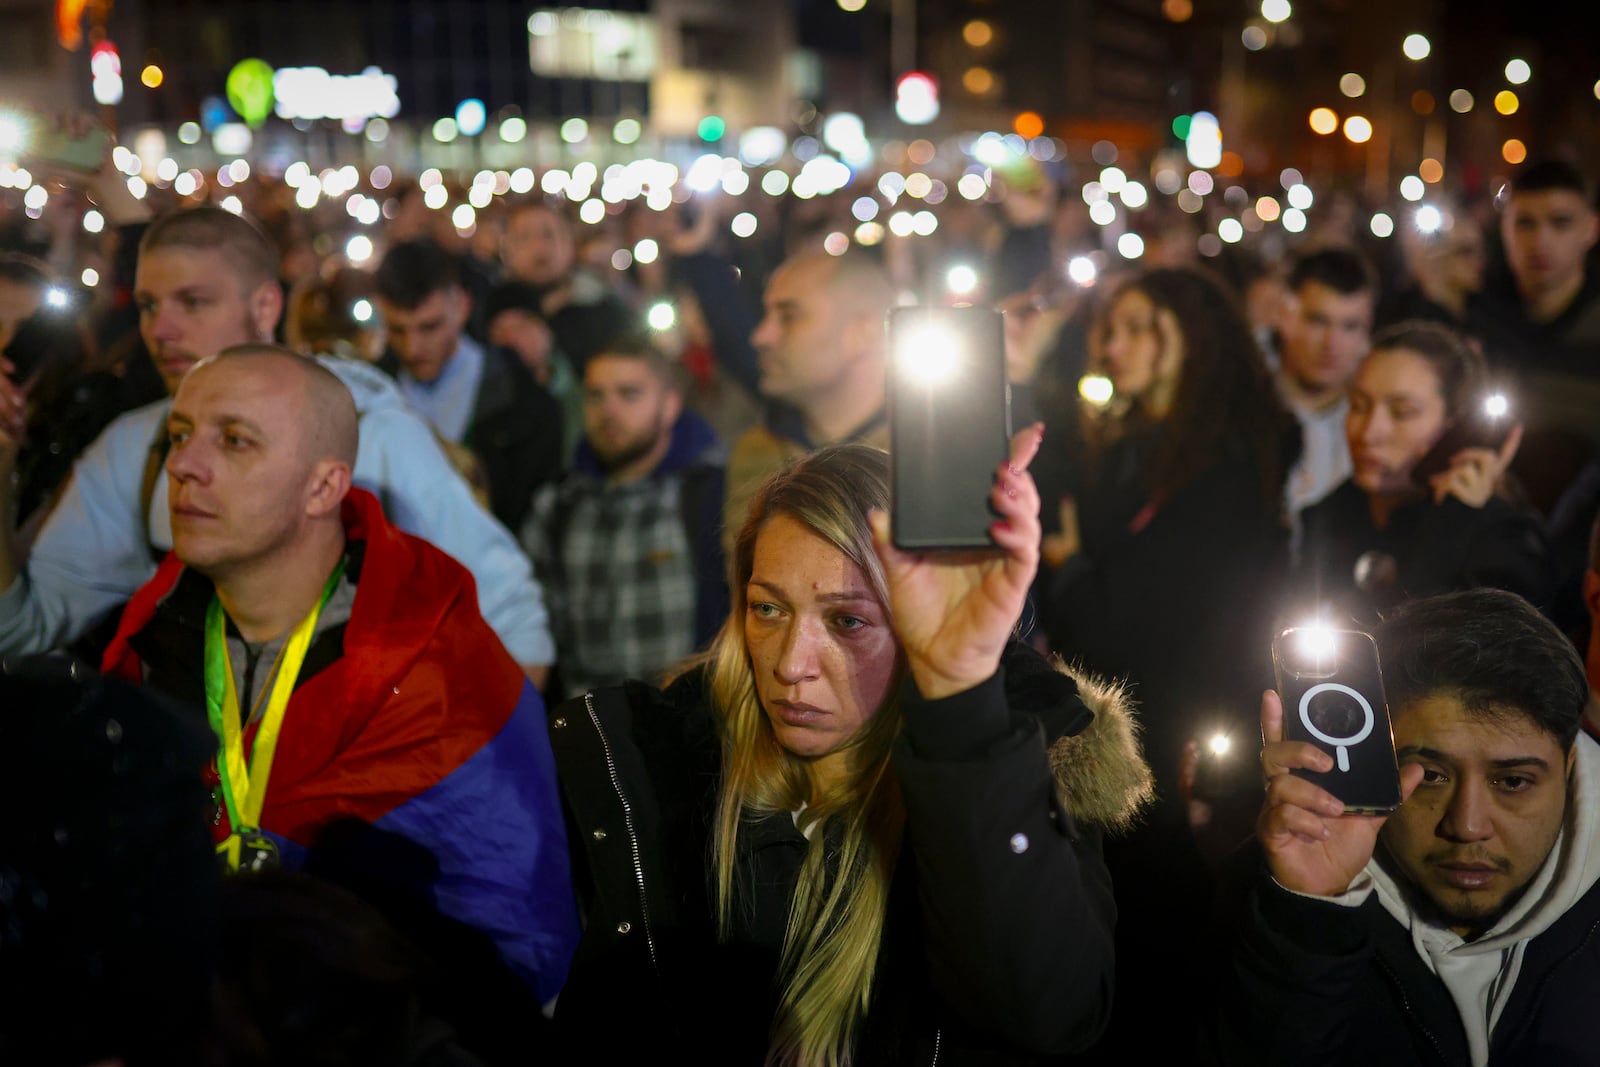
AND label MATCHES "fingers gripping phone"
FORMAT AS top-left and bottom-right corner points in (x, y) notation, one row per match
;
(1272, 627), (1402, 815)
(888, 306), (1012, 550)
(1410, 390), (1515, 489)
